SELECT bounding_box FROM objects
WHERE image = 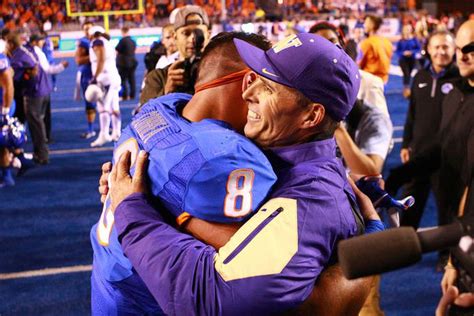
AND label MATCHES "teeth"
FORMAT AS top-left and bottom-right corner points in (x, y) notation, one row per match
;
(248, 109), (260, 119)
